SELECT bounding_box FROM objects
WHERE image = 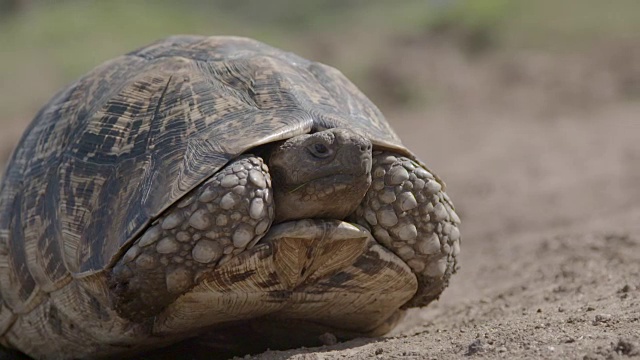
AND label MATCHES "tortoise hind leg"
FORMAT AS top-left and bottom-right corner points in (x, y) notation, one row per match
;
(108, 155), (274, 322)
